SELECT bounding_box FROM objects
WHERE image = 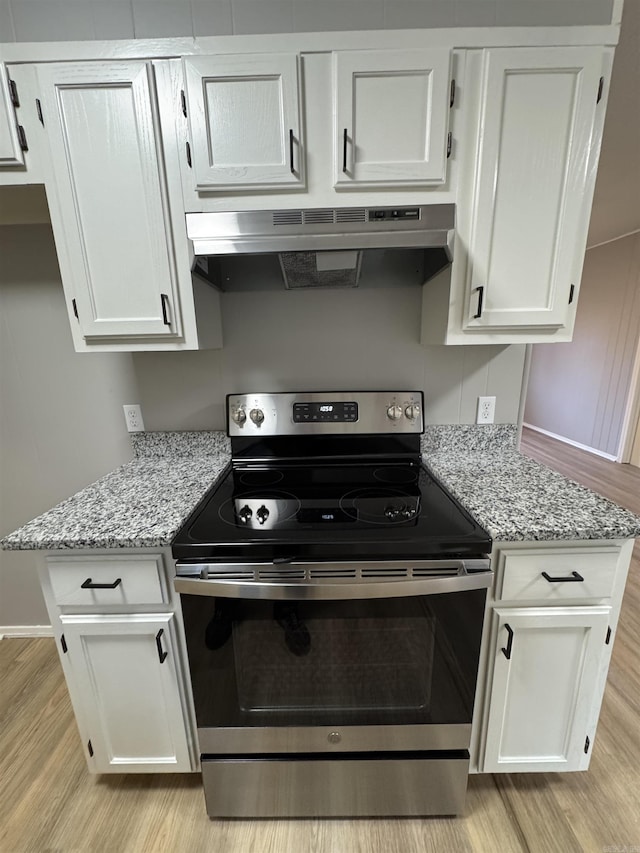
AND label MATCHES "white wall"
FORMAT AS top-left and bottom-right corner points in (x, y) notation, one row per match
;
(132, 286), (527, 431)
(0, 0), (615, 41)
(0, 224), (138, 629)
(524, 231), (640, 457)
